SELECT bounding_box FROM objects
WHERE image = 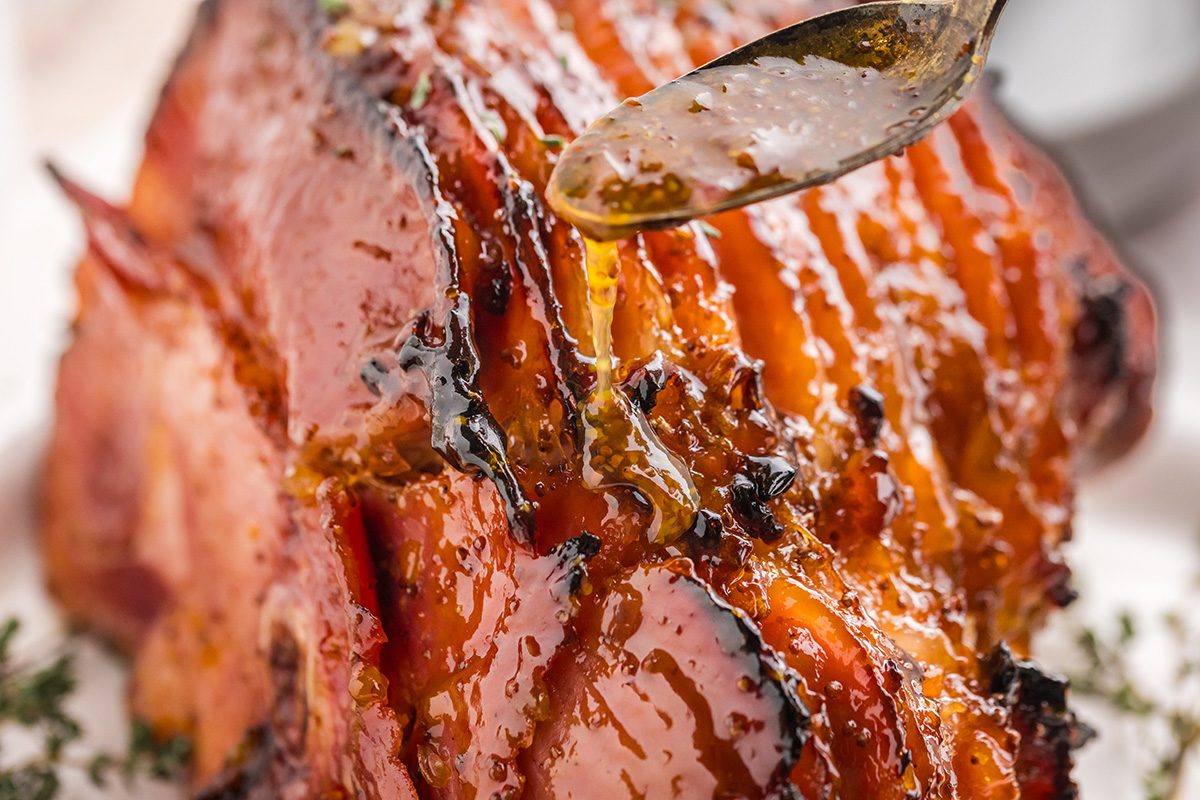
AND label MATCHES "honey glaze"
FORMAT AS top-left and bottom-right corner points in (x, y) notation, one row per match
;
(580, 238), (699, 543)
(551, 55), (930, 241)
(553, 48), (935, 546)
